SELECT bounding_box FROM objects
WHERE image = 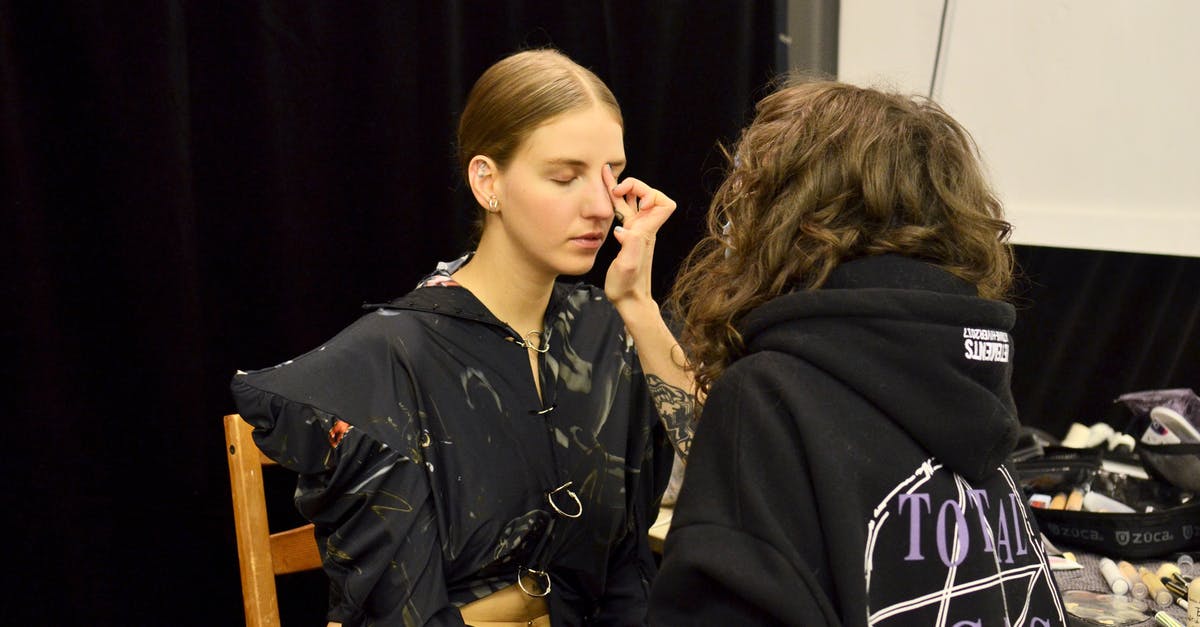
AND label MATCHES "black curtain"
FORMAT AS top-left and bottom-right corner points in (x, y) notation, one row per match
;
(3, 1), (778, 624)
(1010, 245), (1200, 437)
